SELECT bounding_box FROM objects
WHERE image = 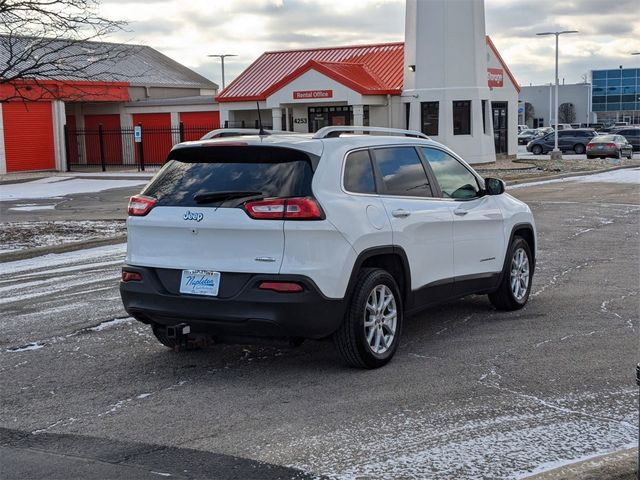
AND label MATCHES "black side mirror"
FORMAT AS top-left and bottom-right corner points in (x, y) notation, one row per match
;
(485, 177), (505, 196)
